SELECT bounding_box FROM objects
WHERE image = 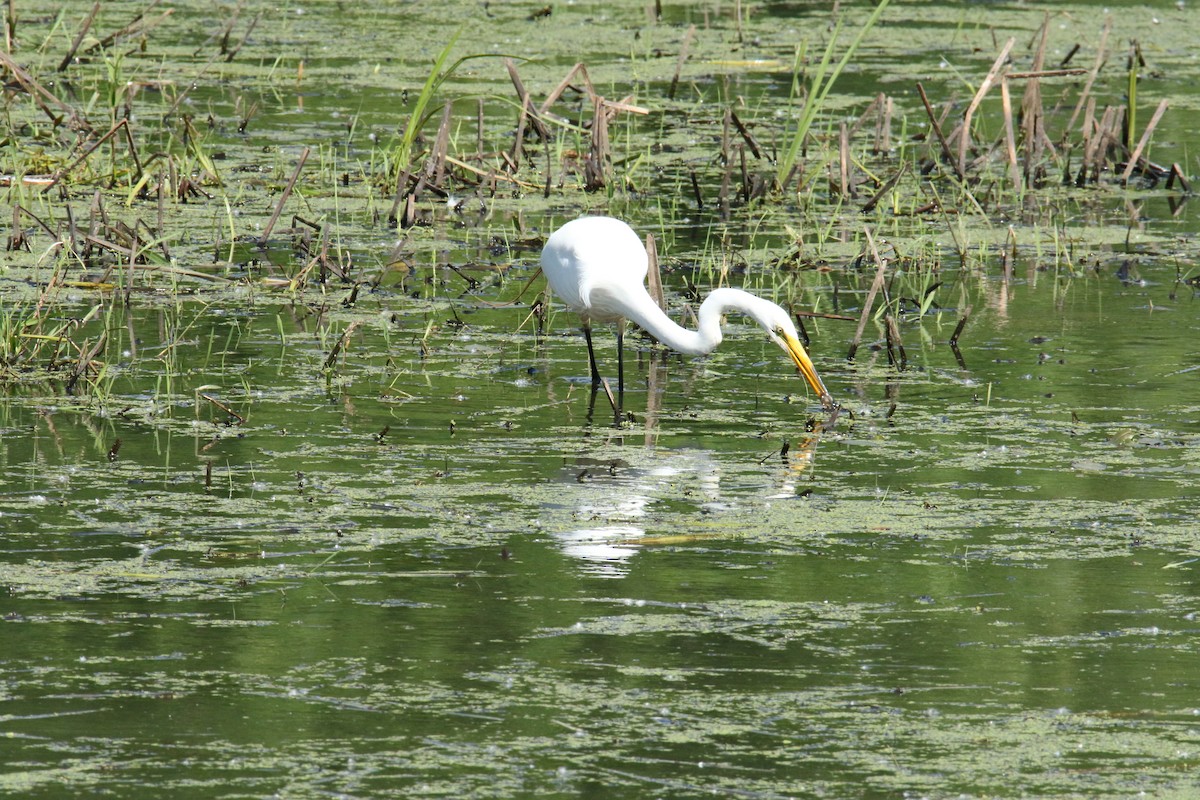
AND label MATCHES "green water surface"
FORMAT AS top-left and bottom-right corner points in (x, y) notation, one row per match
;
(3, 1), (1199, 797)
